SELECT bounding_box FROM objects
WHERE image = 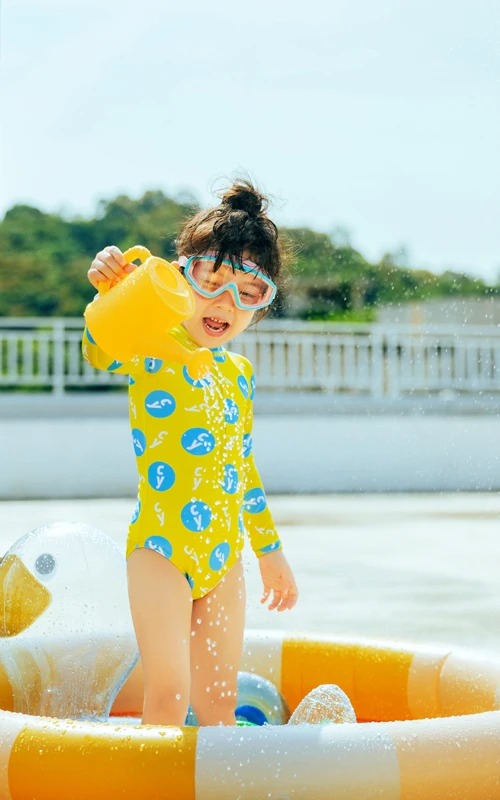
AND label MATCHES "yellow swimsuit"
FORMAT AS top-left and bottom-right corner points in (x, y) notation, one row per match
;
(82, 324), (281, 599)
